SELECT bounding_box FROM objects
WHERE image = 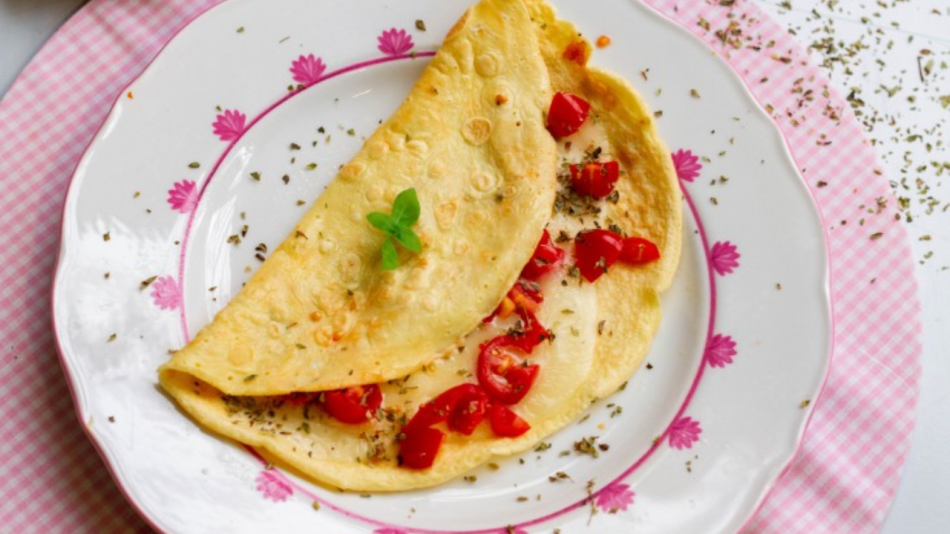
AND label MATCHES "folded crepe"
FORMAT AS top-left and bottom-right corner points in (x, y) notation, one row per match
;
(160, 0), (557, 396)
(161, 0), (682, 491)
